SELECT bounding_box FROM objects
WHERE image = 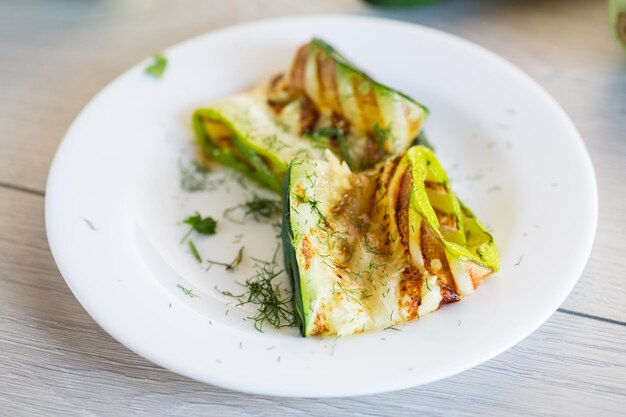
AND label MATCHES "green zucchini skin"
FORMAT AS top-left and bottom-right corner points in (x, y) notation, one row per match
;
(283, 146), (499, 337)
(411, 130), (434, 151)
(193, 38), (430, 191)
(281, 164), (306, 336)
(284, 38), (429, 170)
(192, 110), (258, 180)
